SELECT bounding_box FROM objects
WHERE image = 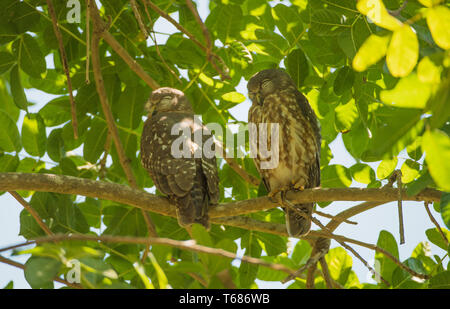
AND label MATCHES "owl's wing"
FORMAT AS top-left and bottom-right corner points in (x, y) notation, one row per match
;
(141, 112), (198, 197)
(200, 125), (220, 204)
(294, 90), (321, 187)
